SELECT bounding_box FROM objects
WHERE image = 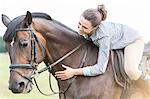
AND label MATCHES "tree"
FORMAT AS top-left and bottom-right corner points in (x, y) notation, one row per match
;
(0, 36), (6, 53)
